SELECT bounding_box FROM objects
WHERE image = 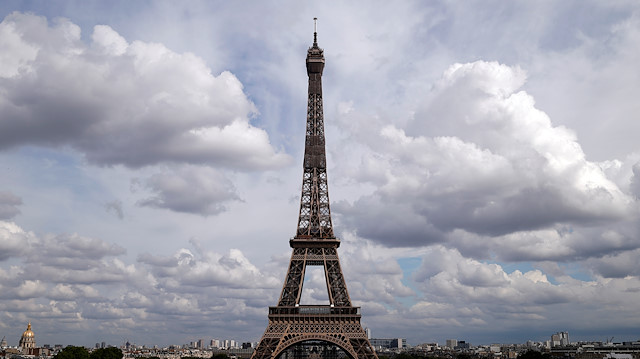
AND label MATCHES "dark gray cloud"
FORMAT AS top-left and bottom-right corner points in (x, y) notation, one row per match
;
(137, 252), (179, 268)
(30, 233), (126, 264)
(631, 162), (640, 199)
(0, 13), (290, 170)
(334, 197), (446, 247)
(135, 166), (241, 216)
(104, 200), (124, 219)
(584, 249), (640, 278)
(0, 191), (22, 220)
